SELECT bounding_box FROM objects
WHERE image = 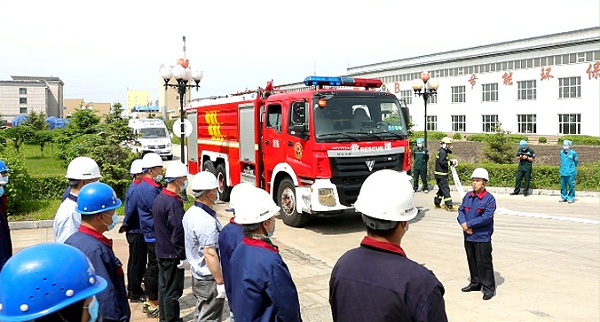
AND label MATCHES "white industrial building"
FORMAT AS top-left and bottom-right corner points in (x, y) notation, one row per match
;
(281, 27), (599, 137)
(349, 27), (599, 137)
